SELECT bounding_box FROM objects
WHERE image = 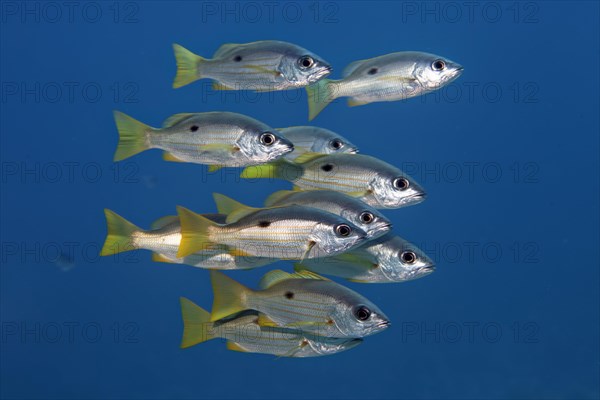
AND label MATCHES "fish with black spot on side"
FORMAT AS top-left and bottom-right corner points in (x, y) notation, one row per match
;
(99, 209), (275, 270)
(172, 41), (332, 91)
(241, 152), (426, 209)
(208, 269), (390, 338)
(112, 111), (293, 171)
(175, 203), (367, 260)
(179, 299), (363, 357)
(295, 233), (435, 283)
(306, 51), (463, 119)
